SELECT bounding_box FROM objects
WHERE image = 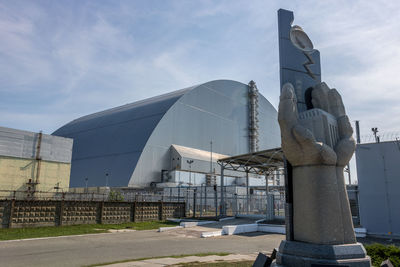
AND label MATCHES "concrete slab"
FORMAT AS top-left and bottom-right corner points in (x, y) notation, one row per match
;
(180, 221), (216, 228)
(201, 230), (223, 238)
(223, 224), (258, 235)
